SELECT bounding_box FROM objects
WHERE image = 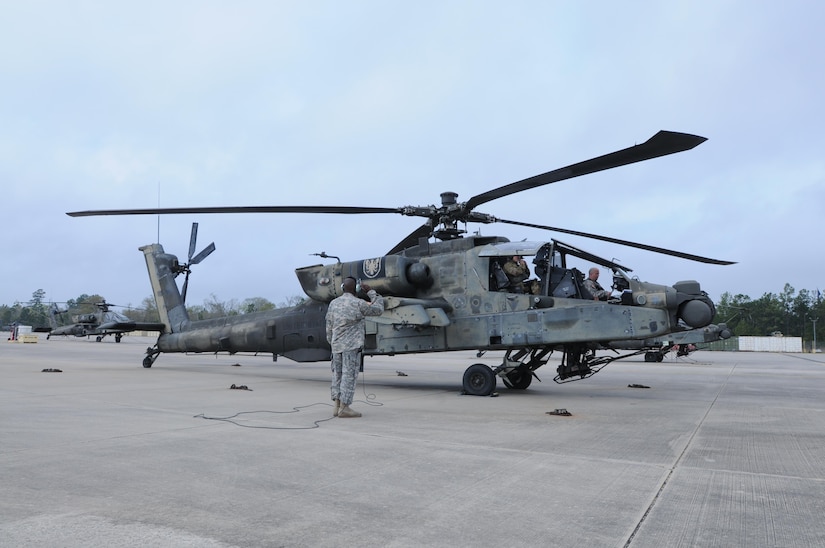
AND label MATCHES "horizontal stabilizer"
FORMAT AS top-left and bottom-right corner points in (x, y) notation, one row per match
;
(97, 321), (166, 333)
